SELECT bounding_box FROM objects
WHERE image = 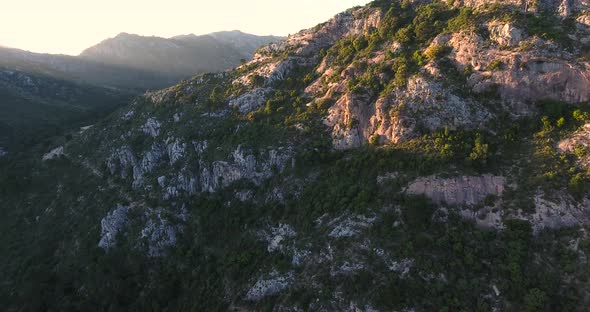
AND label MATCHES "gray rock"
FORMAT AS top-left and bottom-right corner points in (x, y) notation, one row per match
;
(140, 209), (178, 257)
(165, 137), (186, 165)
(245, 270), (294, 301)
(405, 175), (506, 206)
(42, 146), (64, 161)
(229, 88), (272, 113)
(98, 205), (130, 250)
(141, 118), (161, 137)
(328, 214), (376, 238)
